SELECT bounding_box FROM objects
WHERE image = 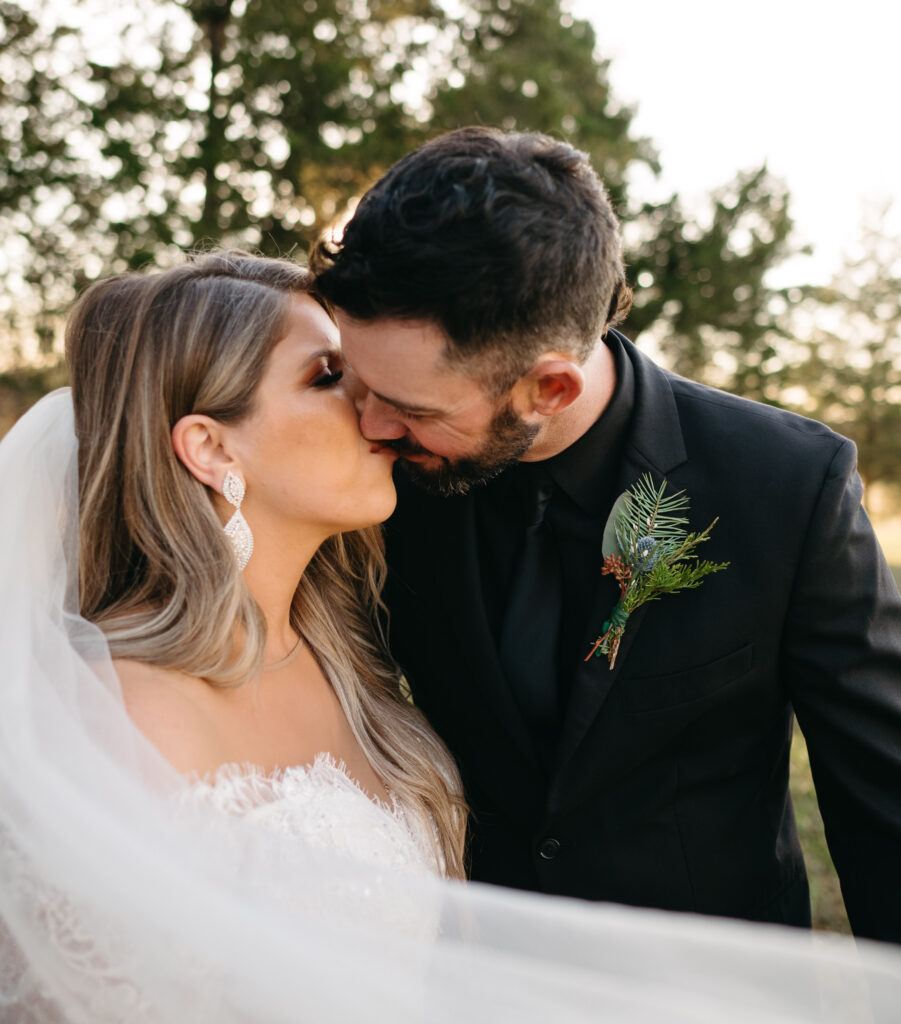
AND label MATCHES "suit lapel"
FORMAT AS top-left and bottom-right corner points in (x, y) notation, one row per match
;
(431, 495), (544, 772)
(553, 337), (689, 774)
